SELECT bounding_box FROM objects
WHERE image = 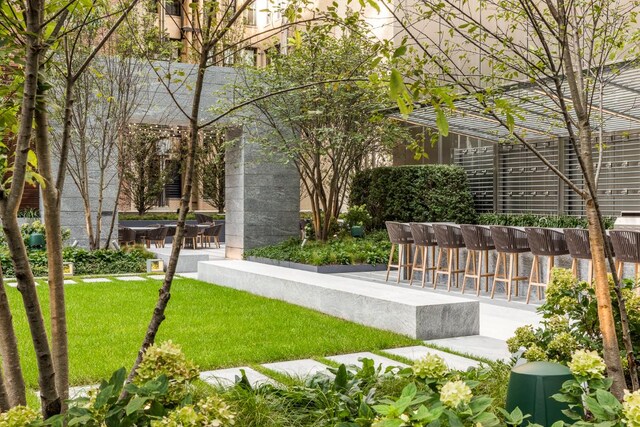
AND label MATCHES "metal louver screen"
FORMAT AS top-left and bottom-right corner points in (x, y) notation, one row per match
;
(453, 133), (640, 216)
